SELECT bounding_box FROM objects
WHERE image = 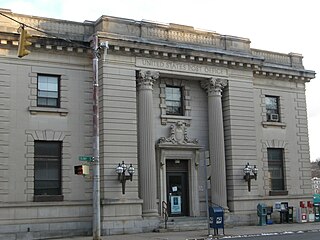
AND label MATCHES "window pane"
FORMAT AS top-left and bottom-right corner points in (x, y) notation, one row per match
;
(37, 75), (59, 108)
(34, 161), (47, 179)
(268, 150), (281, 161)
(38, 91), (58, 99)
(270, 179), (284, 191)
(267, 148), (284, 191)
(35, 141), (60, 156)
(173, 107), (180, 113)
(266, 96), (280, 122)
(165, 86), (182, 115)
(165, 88), (174, 100)
(38, 81), (48, 90)
(38, 91), (48, 97)
(47, 80), (58, 91)
(37, 98), (46, 106)
(173, 102), (181, 107)
(167, 106), (173, 113)
(172, 92), (181, 100)
(34, 141), (61, 196)
(266, 97), (278, 110)
(47, 99), (58, 107)
(47, 91), (58, 98)
(268, 165), (283, 178)
(34, 180), (60, 195)
(166, 101), (173, 107)
(47, 162), (60, 179)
